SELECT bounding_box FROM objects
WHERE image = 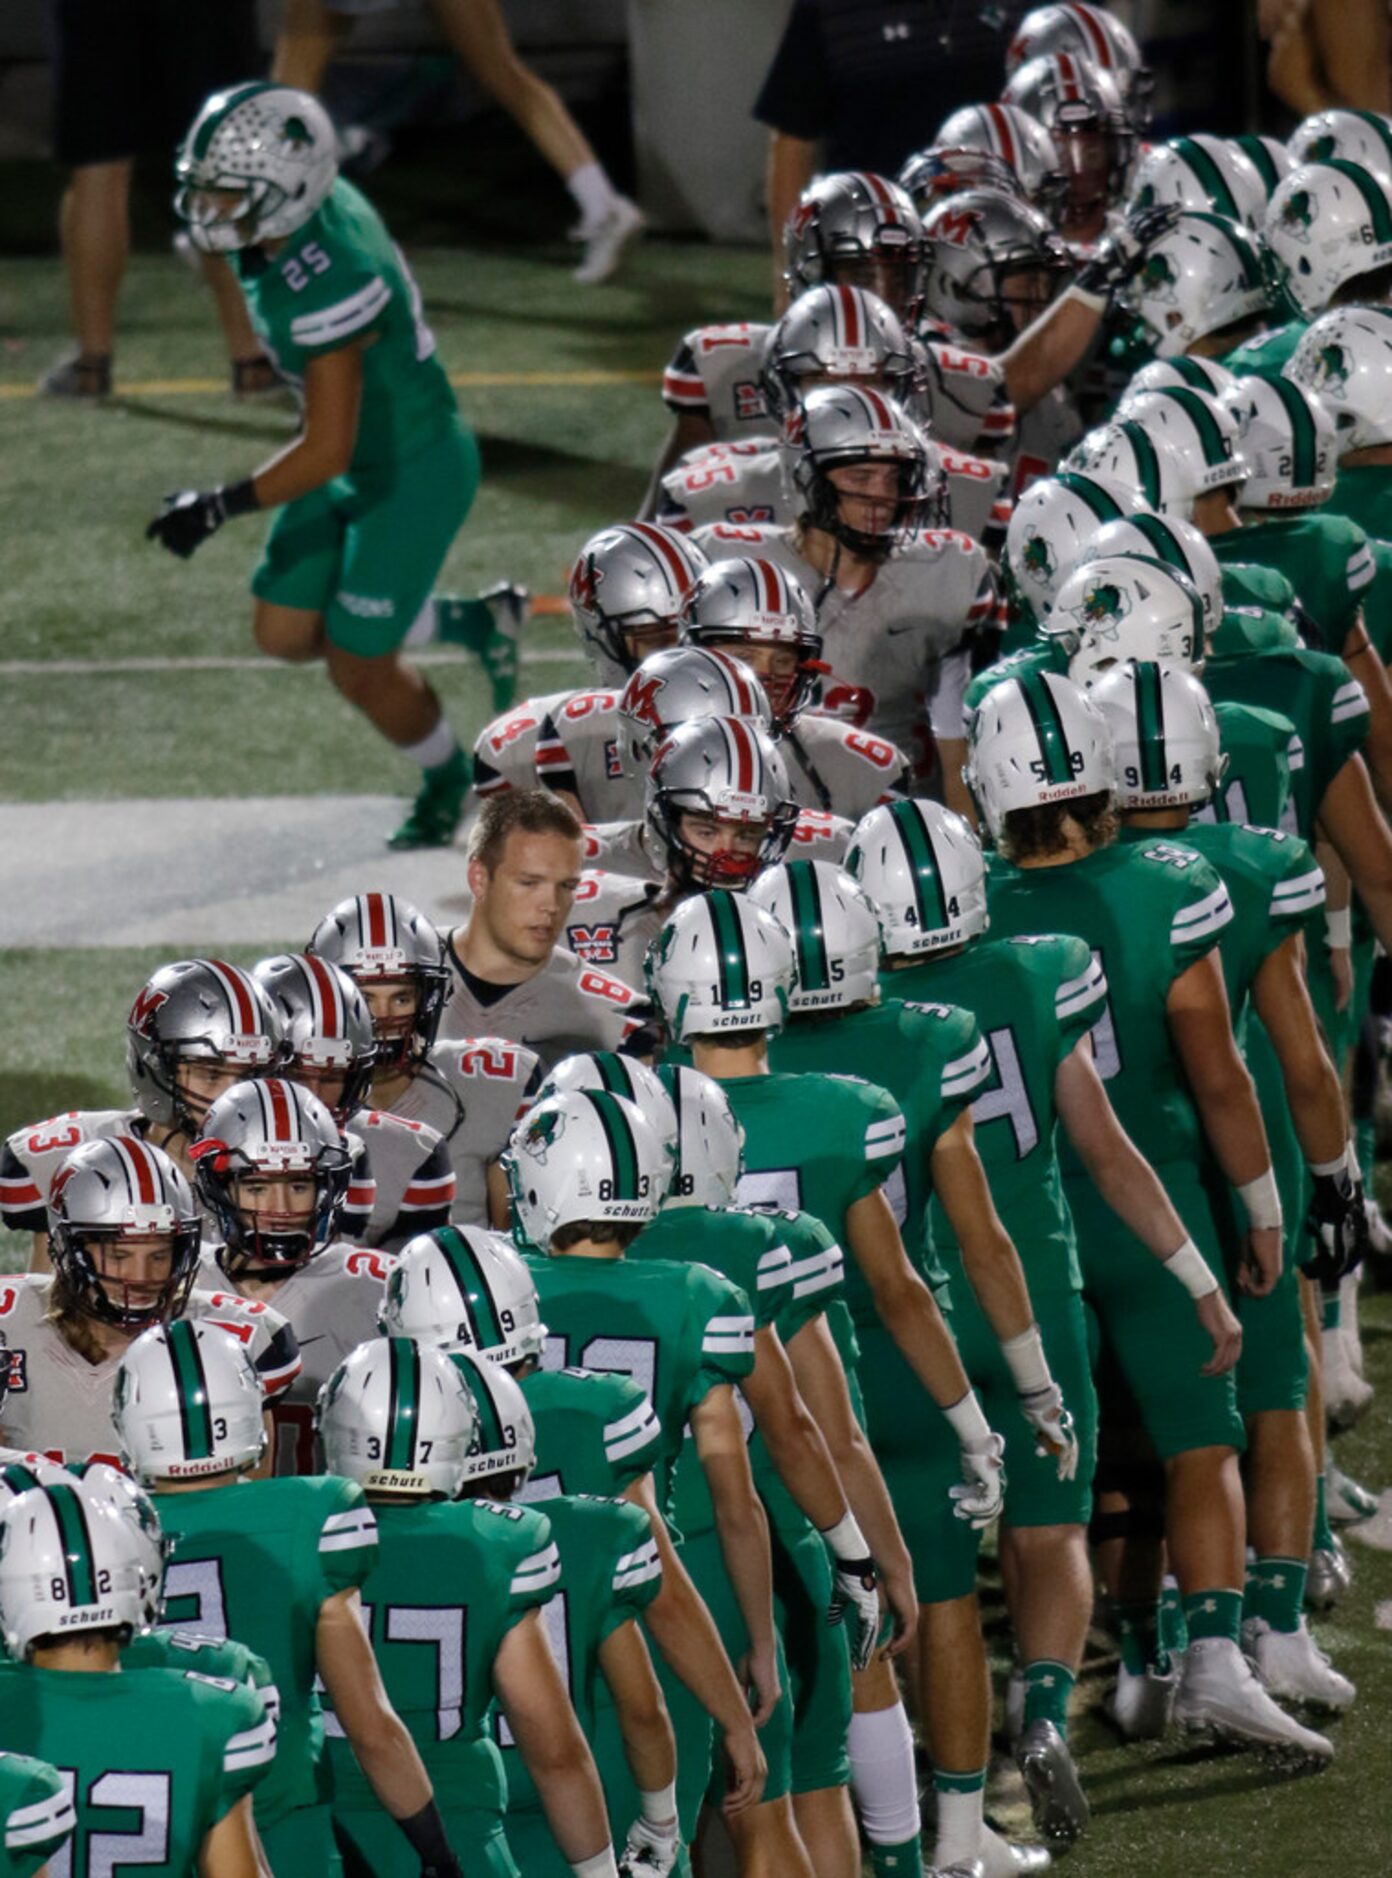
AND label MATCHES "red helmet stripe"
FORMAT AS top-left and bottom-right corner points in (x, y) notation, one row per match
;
(726, 717), (757, 795)
(1066, 4), (1114, 67)
(755, 558), (783, 619)
(985, 103), (1019, 172)
(303, 953), (344, 1038)
(266, 1078), (294, 1141)
(1056, 51), (1083, 100)
(854, 170), (897, 216)
(363, 894), (389, 951)
(627, 521), (697, 600)
(205, 959), (258, 1035)
(116, 1136), (159, 1206)
(837, 283), (862, 349)
(861, 386), (895, 430)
